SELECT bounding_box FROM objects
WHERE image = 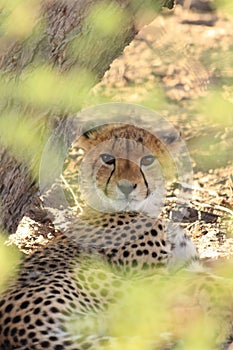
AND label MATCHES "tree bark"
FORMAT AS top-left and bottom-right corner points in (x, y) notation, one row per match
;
(0, 0), (174, 233)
